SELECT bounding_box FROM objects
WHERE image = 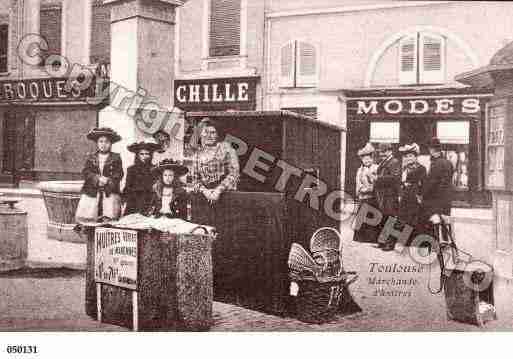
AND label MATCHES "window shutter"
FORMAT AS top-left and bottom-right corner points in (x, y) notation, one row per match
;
(40, 2), (62, 62)
(209, 0), (241, 57)
(398, 35), (417, 85)
(279, 41), (295, 87)
(0, 24), (8, 73)
(296, 41), (318, 87)
(90, 0), (111, 64)
(420, 33), (445, 84)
